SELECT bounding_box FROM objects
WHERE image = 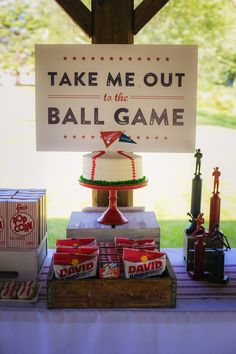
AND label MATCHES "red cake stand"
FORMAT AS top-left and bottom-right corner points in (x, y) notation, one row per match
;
(79, 180), (148, 227)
